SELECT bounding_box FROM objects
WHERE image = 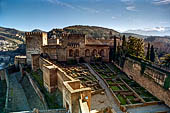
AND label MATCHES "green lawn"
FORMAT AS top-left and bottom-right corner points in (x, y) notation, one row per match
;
(111, 86), (120, 91)
(108, 80), (113, 85)
(117, 95), (126, 105)
(121, 85), (129, 90)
